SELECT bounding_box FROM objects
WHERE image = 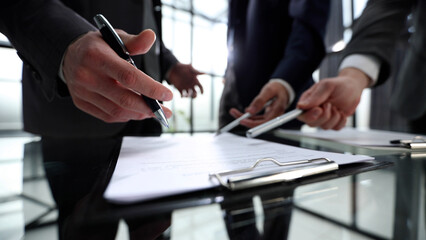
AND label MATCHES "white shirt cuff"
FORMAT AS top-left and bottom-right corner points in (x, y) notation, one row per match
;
(339, 54), (380, 87)
(269, 79), (295, 106)
(58, 54), (67, 83)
